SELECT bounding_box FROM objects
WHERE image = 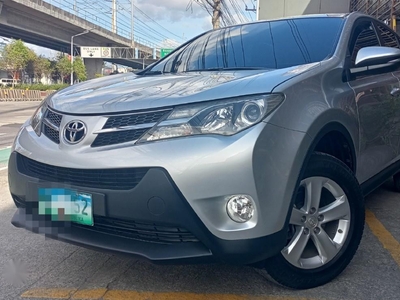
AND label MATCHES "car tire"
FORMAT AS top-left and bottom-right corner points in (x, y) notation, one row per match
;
(393, 173), (400, 192)
(264, 152), (365, 289)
